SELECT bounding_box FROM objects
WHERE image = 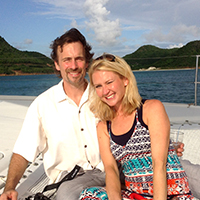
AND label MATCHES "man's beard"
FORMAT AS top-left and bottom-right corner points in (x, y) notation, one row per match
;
(65, 68), (86, 87)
